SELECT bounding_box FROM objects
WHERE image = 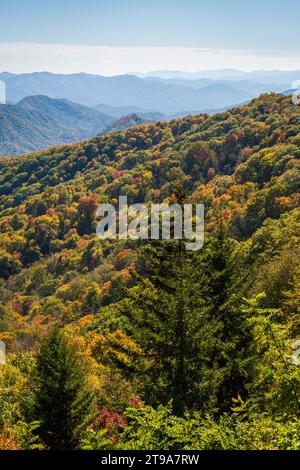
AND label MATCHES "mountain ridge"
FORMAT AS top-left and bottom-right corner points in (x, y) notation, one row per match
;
(0, 95), (113, 156)
(0, 71), (289, 114)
